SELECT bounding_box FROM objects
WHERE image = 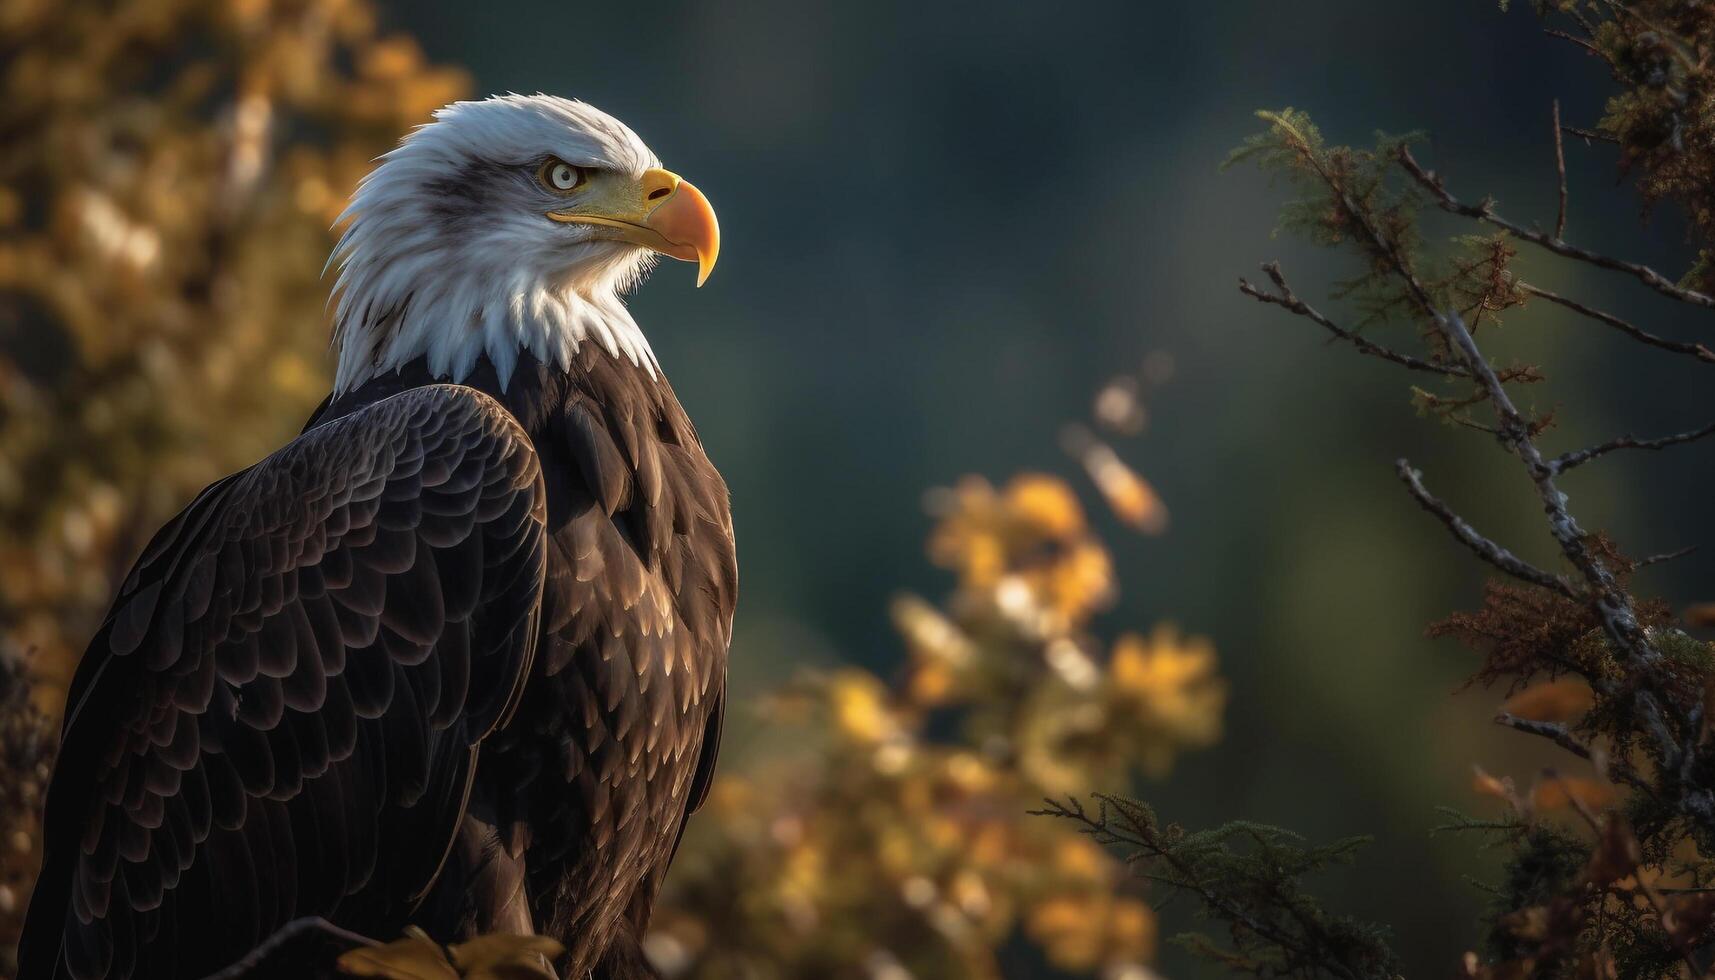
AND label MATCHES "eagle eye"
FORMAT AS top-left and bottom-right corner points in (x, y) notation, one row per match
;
(540, 159), (588, 194)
